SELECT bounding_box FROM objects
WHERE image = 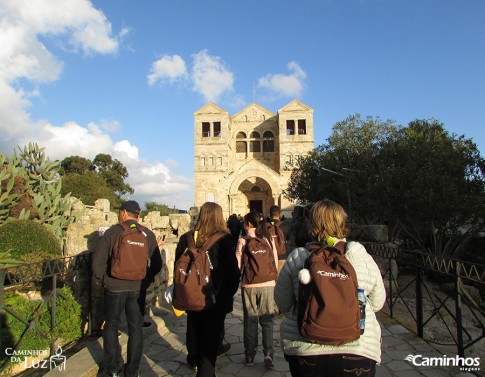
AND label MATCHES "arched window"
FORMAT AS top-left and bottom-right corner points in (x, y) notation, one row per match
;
(250, 131), (260, 138)
(263, 131), (274, 138)
(236, 132), (246, 138)
(236, 141), (247, 153)
(250, 141), (260, 152)
(263, 131), (274, 152)
(251, 186), (261, 192)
